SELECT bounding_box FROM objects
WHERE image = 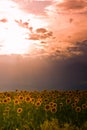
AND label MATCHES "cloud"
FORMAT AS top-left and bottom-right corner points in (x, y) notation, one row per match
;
(62, 40), (87, 57)
(0, 18), (8, 23)
(47, 39), (87, 60)
(57, 0), (87, 10)
(69, 18), (74, 23)
(36, 28), (47, 33)
(26, 27), (53, 40)
(75, 40), (87, 54)
(57, 0), (87, 13)
(40, 41), (47, 44)
(12, 0), (52, 16)
(15, 19), (29, 29)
